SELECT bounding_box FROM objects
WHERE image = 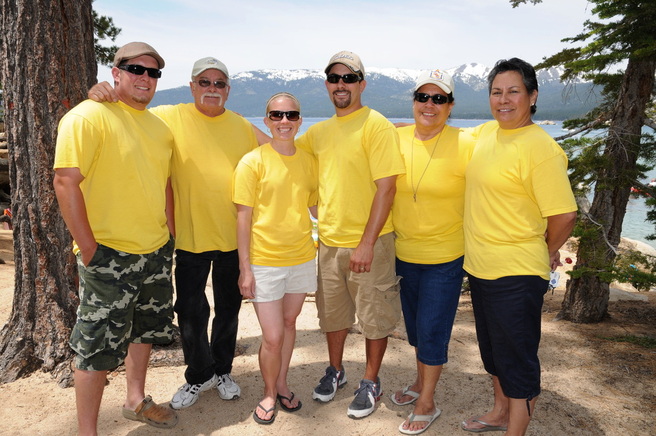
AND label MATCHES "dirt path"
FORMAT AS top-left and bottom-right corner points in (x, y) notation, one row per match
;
(0, 232), (654, 435)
